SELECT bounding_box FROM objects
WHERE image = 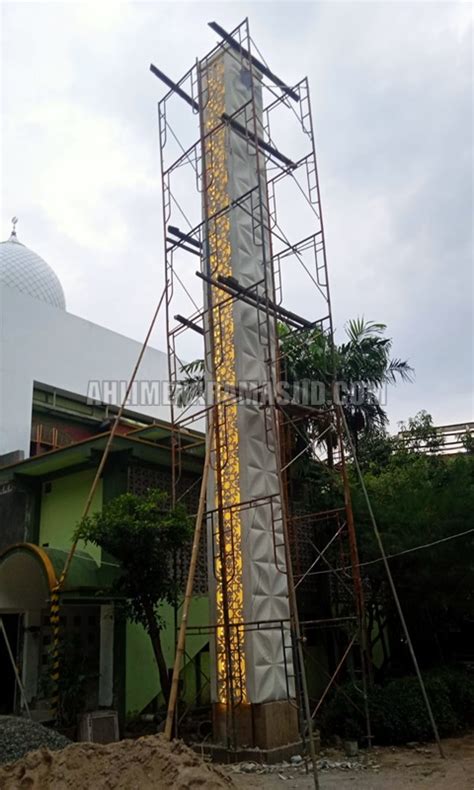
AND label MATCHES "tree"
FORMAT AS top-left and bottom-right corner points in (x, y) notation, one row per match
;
(351, 415), (474, 675)
(280, 318), (413, 460)
(351, 426), (395, 473)
(459, 427), (474, 455)
(176, 359), (205, 408)
(78, 489), (192, 704)
(396, 410), (444, 453)
(356, 411), (445, 473)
